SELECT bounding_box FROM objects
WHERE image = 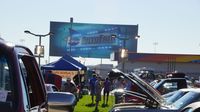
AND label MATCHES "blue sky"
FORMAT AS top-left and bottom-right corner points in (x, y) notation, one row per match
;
(0, 0), (200, 65)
